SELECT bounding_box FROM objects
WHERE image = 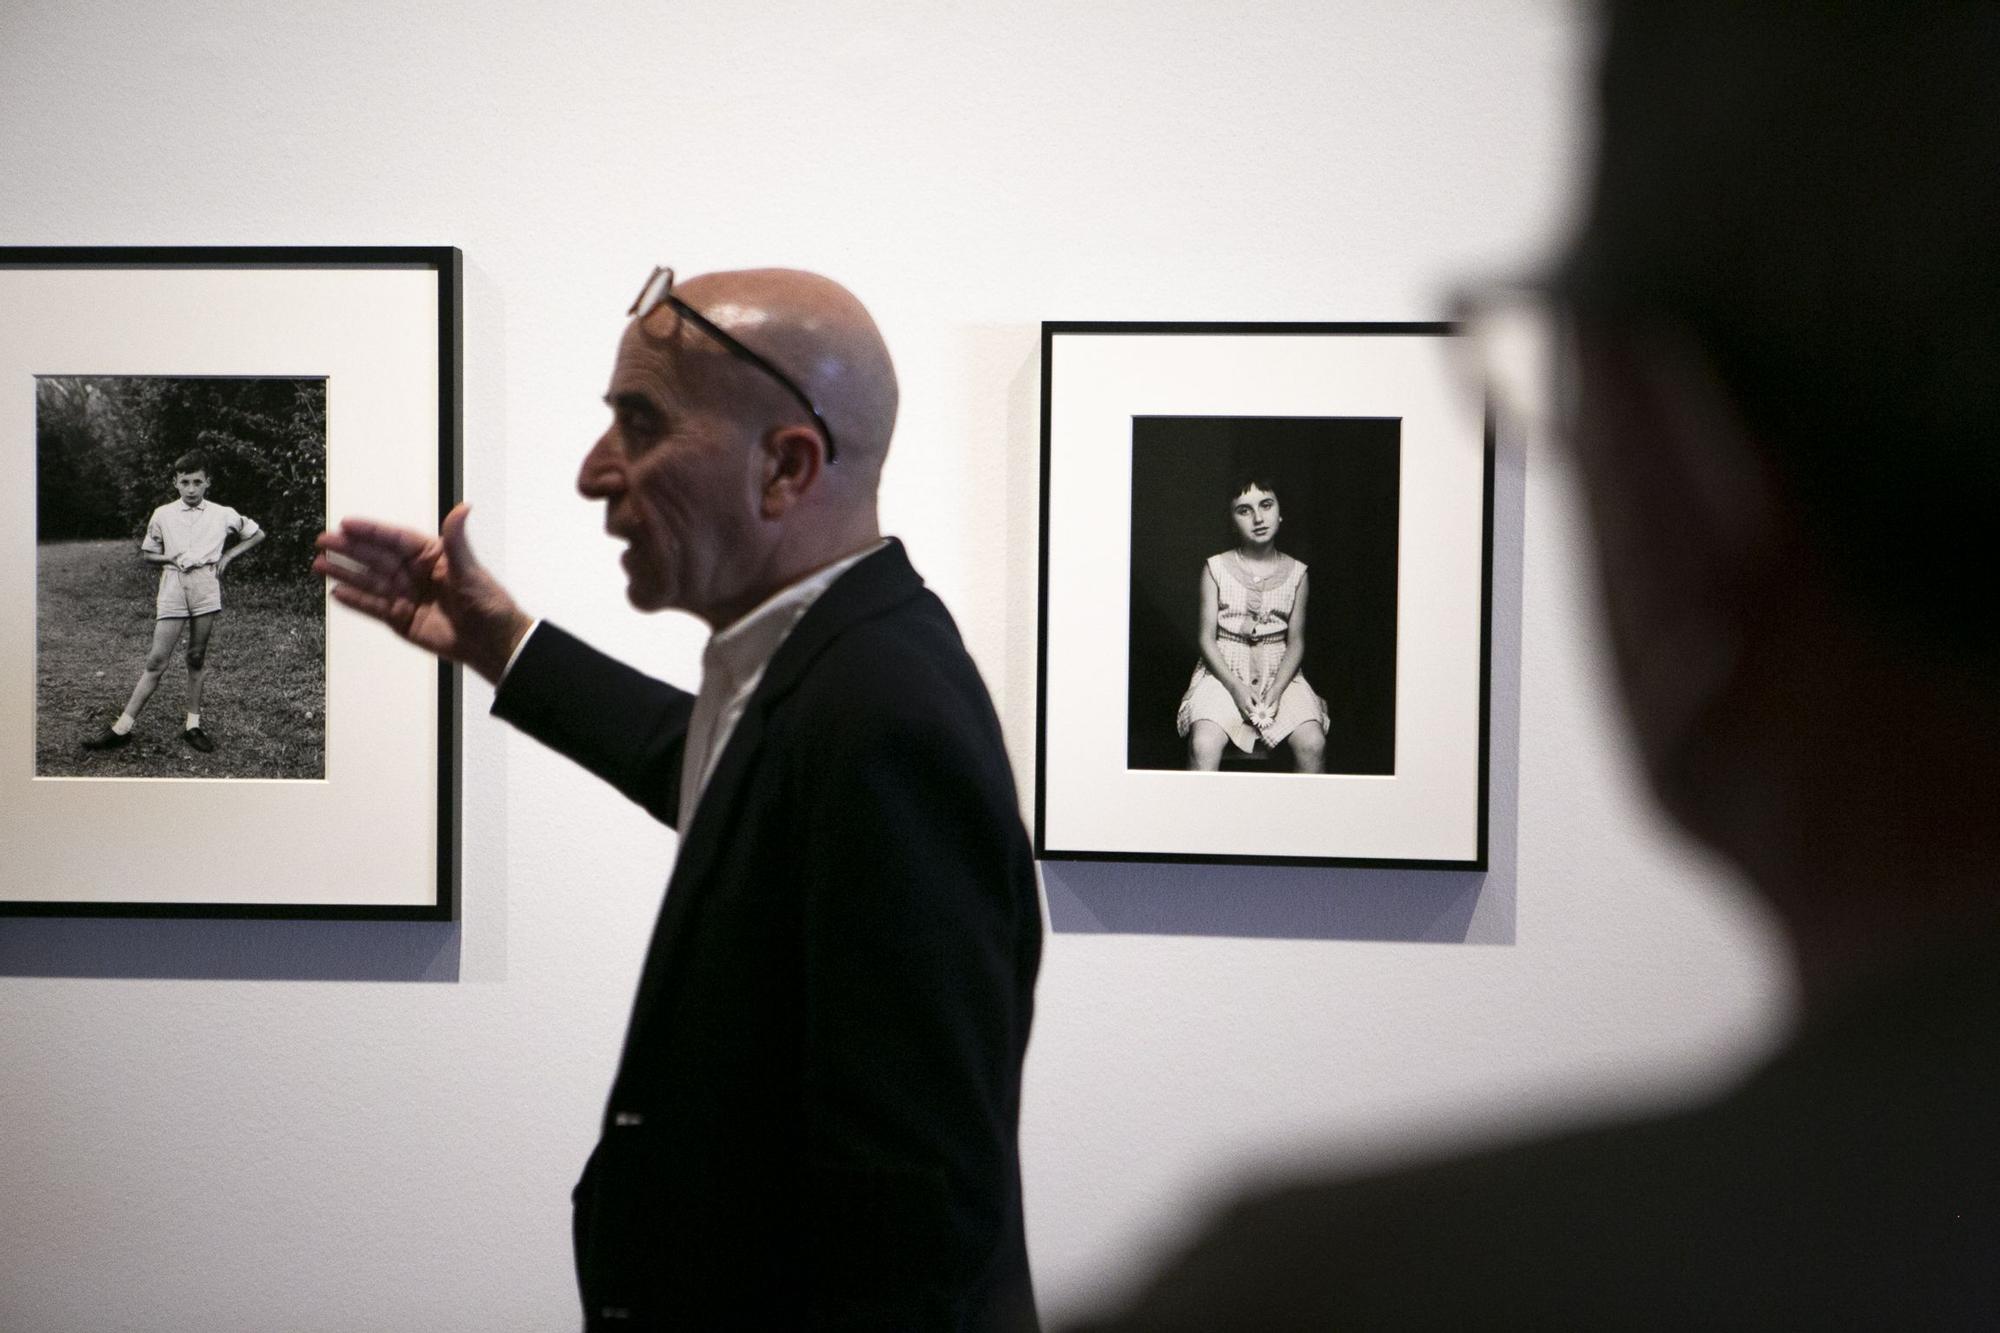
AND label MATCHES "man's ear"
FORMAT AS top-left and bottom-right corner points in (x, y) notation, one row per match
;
(758, 425), (827, 519)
